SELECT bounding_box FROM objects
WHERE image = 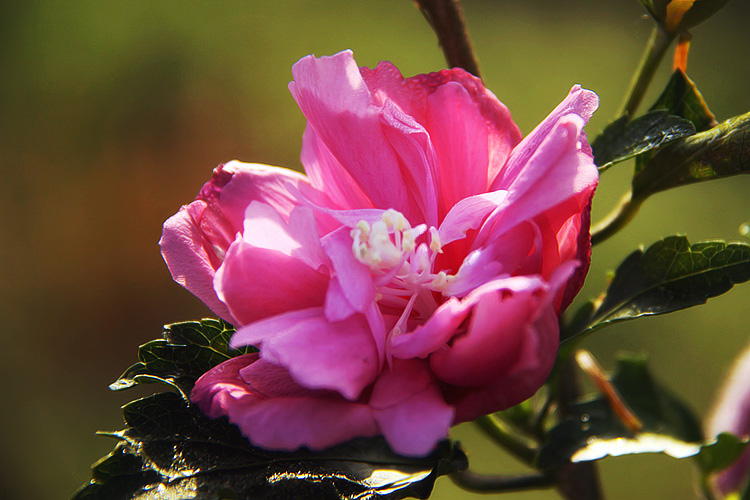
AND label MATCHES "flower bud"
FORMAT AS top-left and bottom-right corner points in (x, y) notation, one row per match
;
(640, 0), (731, 35)
(706, 343), (750, 496)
